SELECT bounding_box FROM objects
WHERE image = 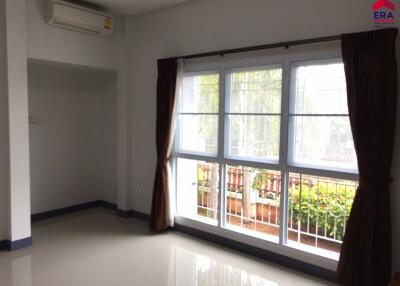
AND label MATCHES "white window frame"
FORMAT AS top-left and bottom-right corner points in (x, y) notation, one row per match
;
(287, 58), (358, 174)
(224, 64), (283, 165)
(172, 44), (359, 271)
(175, 70), (220, 158)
